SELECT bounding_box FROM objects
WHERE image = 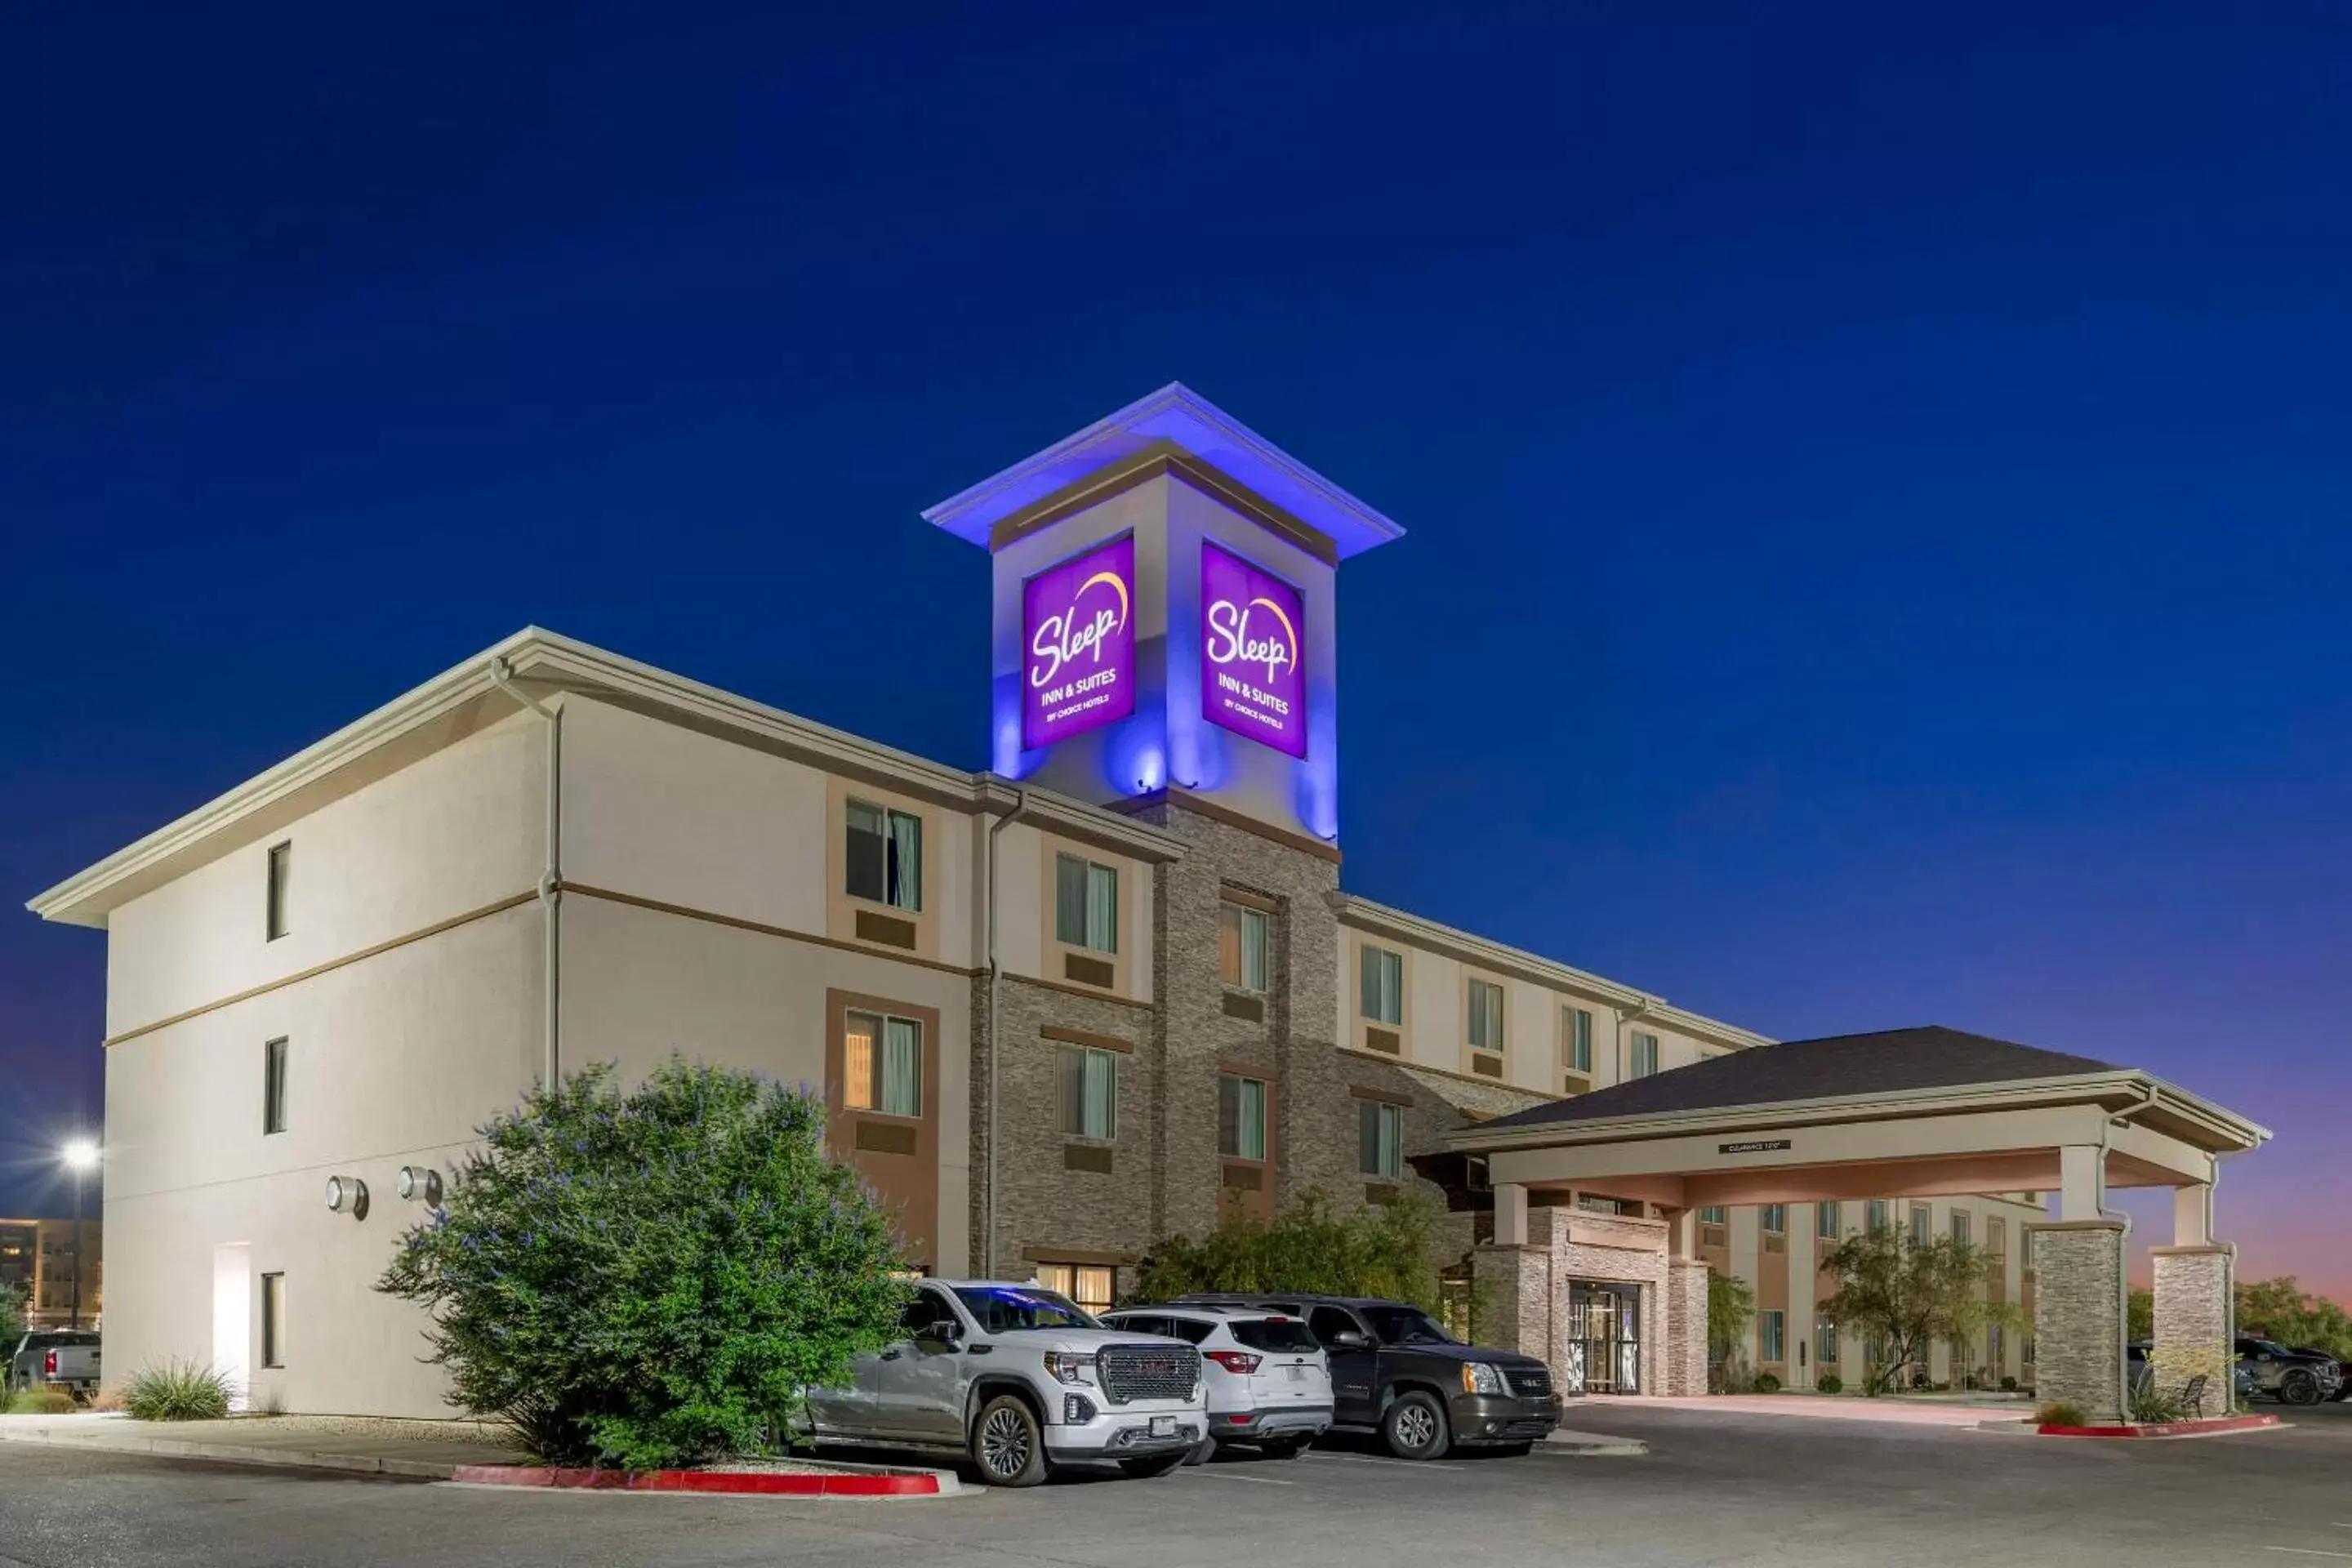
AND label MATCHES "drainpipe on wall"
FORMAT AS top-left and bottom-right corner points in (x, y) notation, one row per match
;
(2096, 1080), (2162, 1418)
(983, 785), (1030, 1276)
(491, 656), (562, 1090)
